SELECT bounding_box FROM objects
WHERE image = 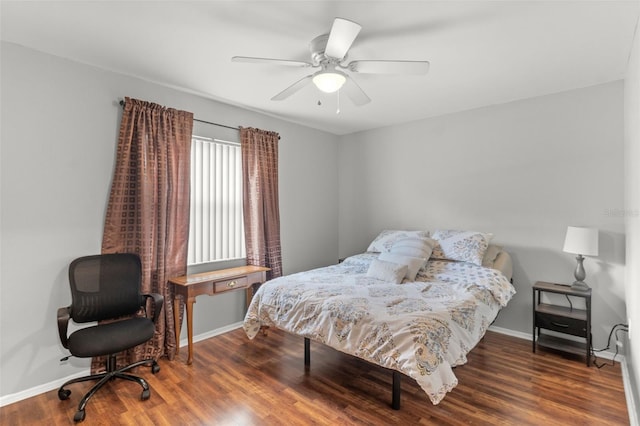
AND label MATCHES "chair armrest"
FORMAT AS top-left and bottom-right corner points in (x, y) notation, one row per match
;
(142, 293), (164, 324)
(57, 306), (71, 349)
